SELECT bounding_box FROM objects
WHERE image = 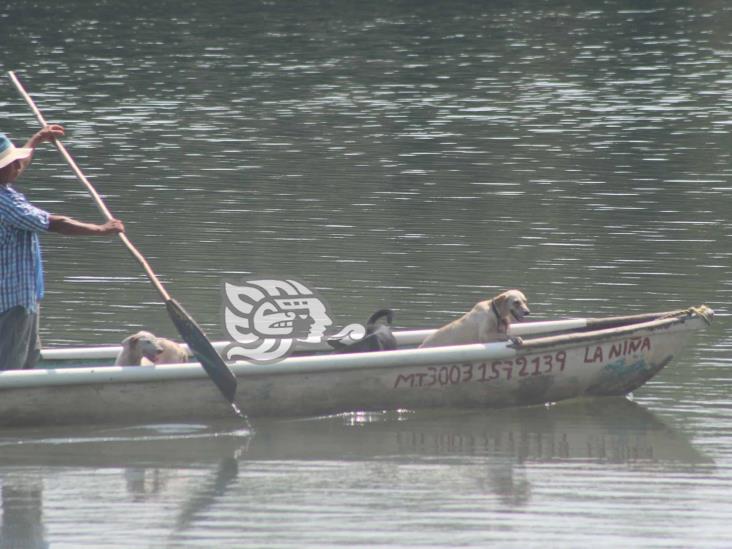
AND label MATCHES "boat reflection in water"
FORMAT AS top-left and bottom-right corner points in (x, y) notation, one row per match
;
(248, 397), (711, 467)
(0, 398), (711, 545)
